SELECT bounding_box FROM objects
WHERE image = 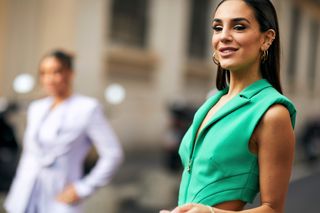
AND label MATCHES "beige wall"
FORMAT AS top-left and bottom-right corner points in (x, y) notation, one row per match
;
(74, 0), (107, 99)
(0, 0), (7, 96)
(38, 0), (76, 54)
